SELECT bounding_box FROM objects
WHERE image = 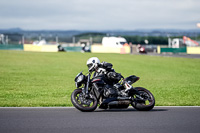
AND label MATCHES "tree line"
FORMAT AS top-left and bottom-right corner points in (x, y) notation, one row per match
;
(75, 33), (200, 45)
